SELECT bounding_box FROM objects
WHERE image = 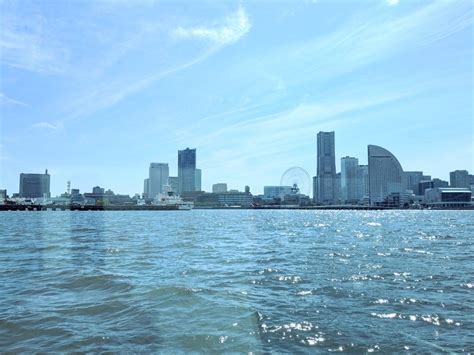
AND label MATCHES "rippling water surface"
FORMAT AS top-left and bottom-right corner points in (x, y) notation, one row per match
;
(1, 210), (473, 352)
